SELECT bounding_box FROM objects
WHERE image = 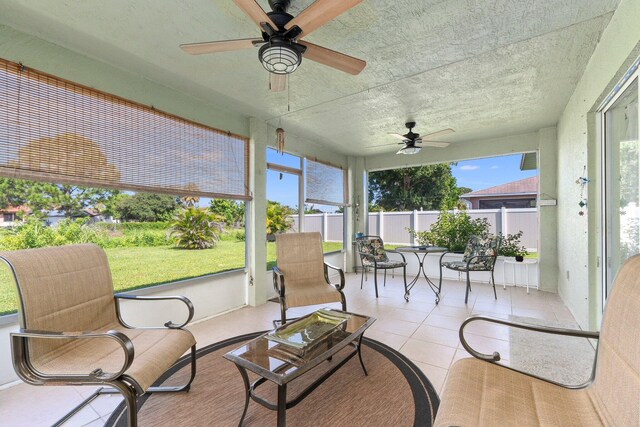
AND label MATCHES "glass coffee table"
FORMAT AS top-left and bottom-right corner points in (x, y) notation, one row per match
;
(224, 309), (375, 427)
